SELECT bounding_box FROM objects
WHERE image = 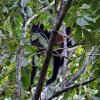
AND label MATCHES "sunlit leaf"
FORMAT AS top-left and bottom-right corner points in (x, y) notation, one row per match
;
(25, 44), (37, 53)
